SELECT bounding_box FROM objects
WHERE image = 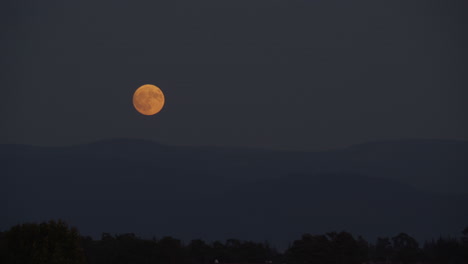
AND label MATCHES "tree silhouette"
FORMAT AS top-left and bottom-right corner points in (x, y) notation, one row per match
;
(423, 236), (464, 264)
(327, 231), (361, 264)
(356, 235), (369, 262)
(4, 220), (85, 264)
(286, 233), (332, 264)
(2, 219), (468, 264)
(188, 239), (210, 264)
(374, 236), (392, 262)
(462, 226), (468, 263)
(391, 233), (419, 264)
(0, 231), (6, 263)
(157, 236), (185, 264)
